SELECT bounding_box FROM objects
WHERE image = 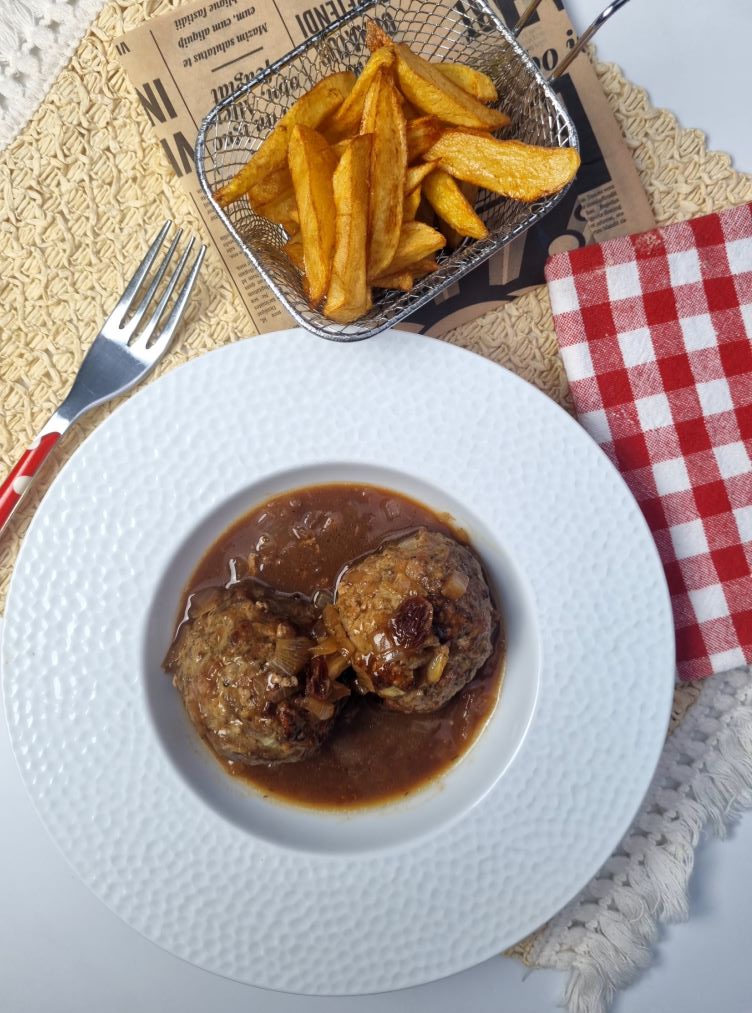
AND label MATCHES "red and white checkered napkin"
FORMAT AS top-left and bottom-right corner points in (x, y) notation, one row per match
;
(545, 201), (752, 680)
